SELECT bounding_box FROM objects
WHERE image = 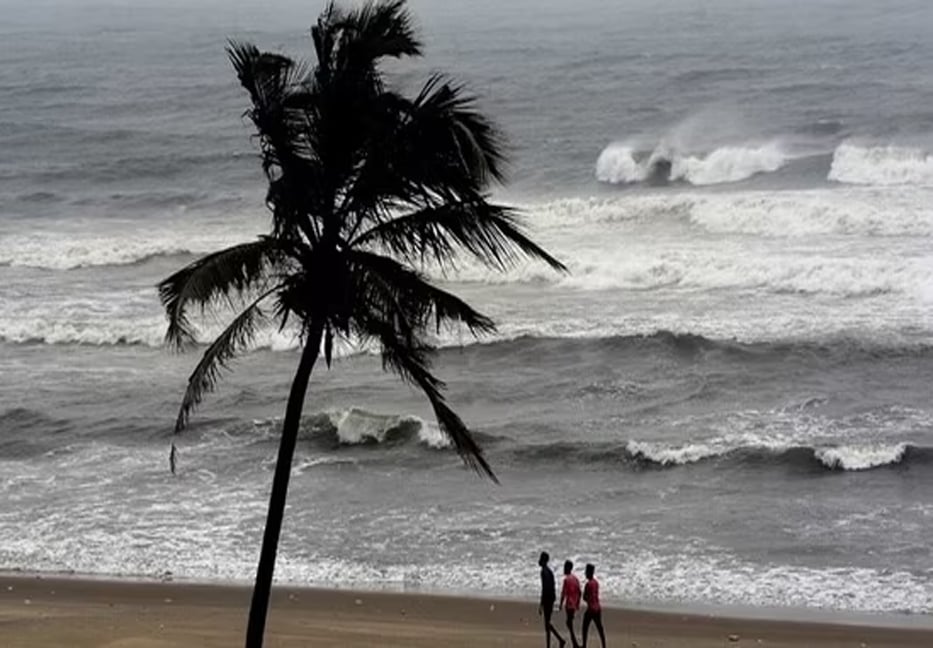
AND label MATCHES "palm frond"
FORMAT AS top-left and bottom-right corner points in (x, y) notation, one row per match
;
(352, 200), (566, 273)
(158, 238), (283, 348)
(408, 74), (506, 186)
(363, 320), (496, 481)
(227, 40), (309, 139)
(337, 0), (422, 68)
(312, 2), (341, 71)
(338, 77), (508, 233)
(350, 250), (495, 336)
(171, 291), (274, 453)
